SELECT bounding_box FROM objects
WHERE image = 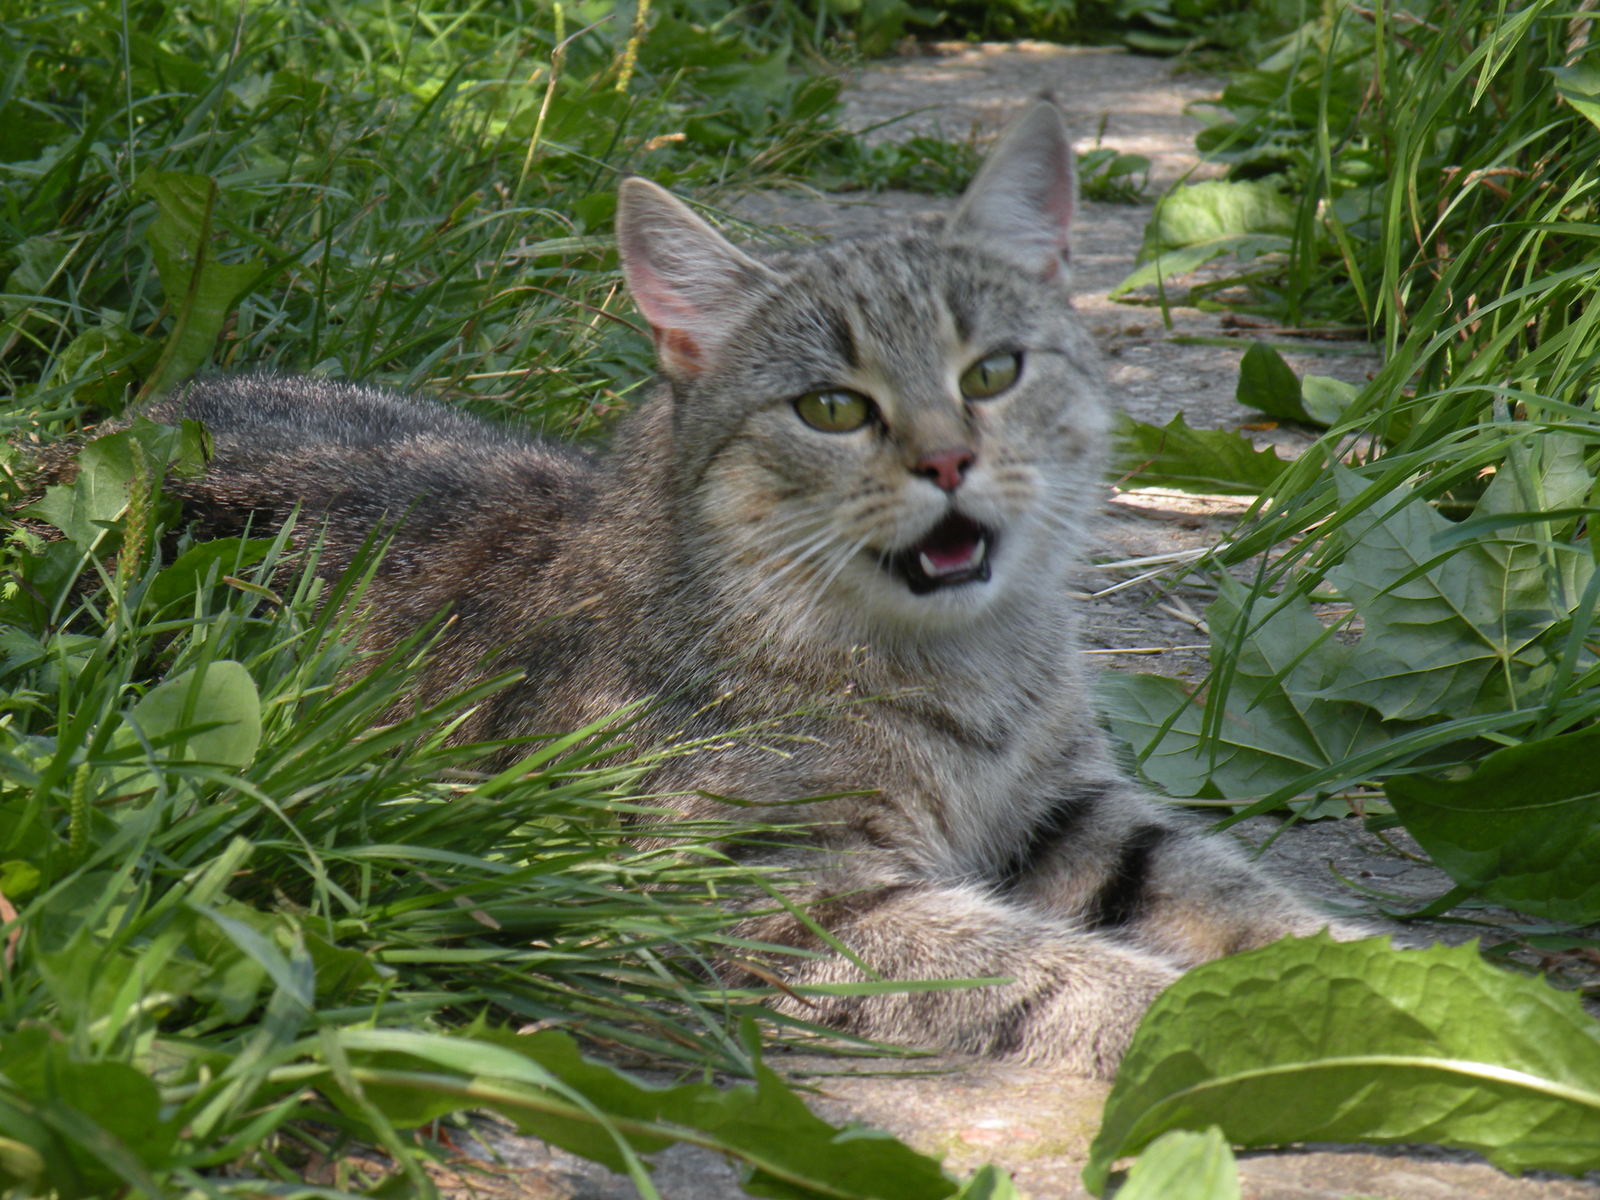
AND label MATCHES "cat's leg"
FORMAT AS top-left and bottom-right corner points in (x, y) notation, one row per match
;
(733, 864), (1182, 1078)
(1001, 776), (1364, 966)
